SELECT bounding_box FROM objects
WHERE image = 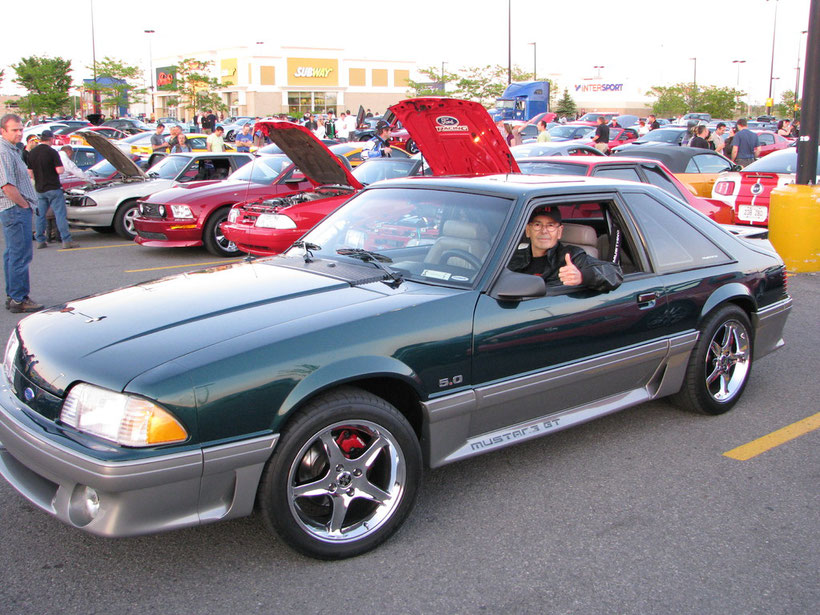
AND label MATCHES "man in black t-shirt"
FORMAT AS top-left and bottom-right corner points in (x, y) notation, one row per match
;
(28, 130), (78, 249)
(647, 114), (660, 130)
(689, 125), (711, 149)
(593, 116), (610, 154)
